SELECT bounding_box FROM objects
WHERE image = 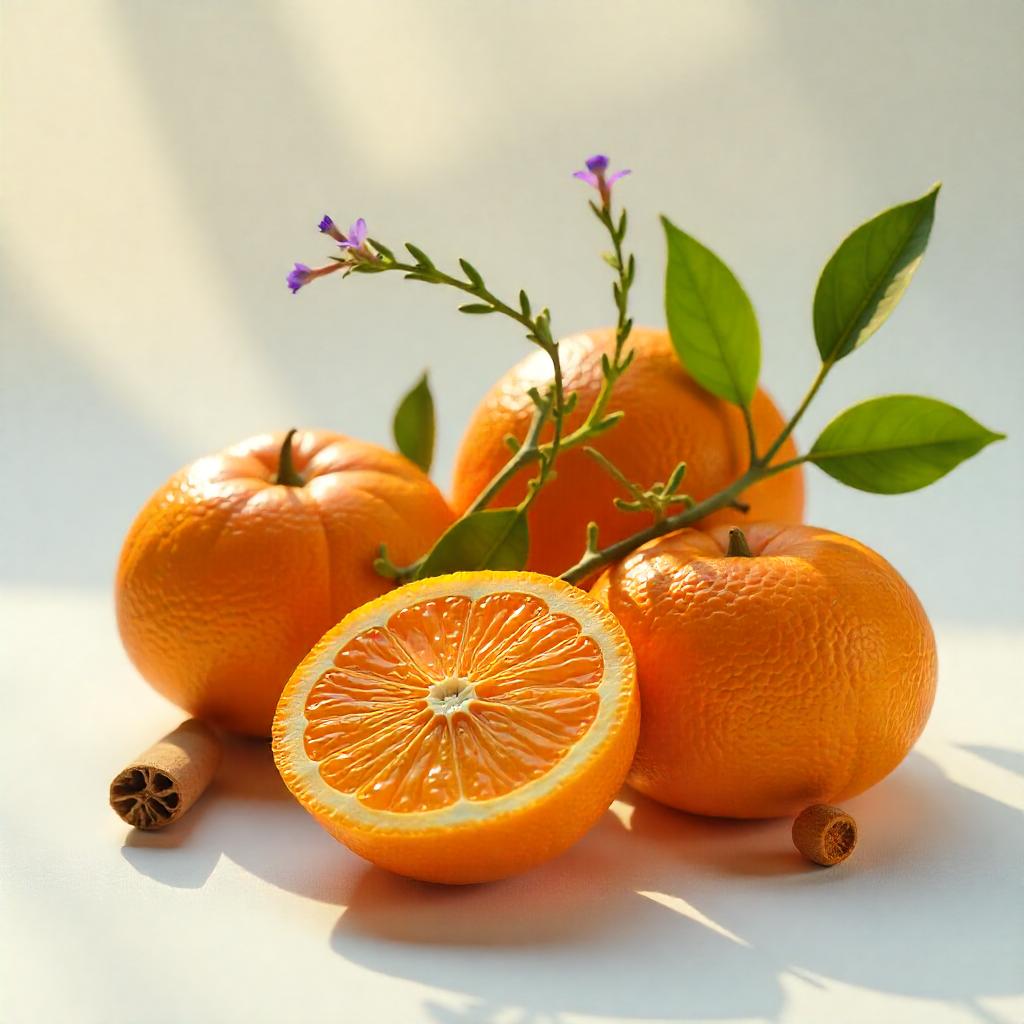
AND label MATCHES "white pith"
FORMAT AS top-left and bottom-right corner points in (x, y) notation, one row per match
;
(275, 573), (632, 833)
(426, 678), (478, 714)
